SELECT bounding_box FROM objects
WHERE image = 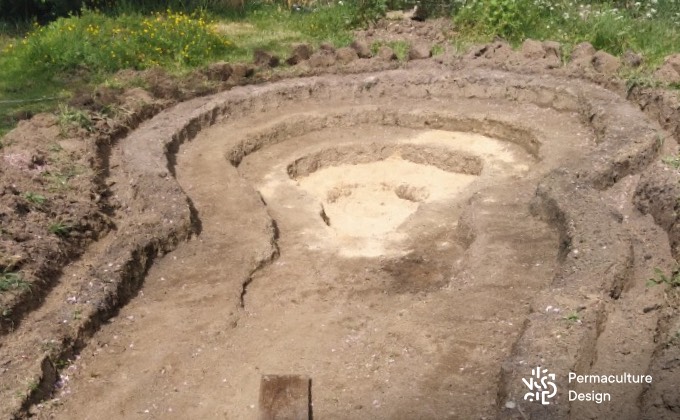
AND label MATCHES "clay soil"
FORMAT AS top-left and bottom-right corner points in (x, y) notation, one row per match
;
(2, 19), (680, 420)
